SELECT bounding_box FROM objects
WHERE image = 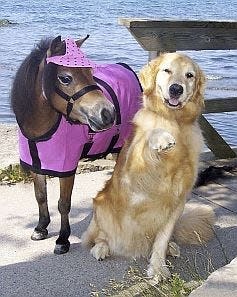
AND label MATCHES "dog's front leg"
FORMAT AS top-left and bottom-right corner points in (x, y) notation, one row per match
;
(149, 128), (175, 152)
(90, 230), (110, 261)
(147, 204), (183, 281)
